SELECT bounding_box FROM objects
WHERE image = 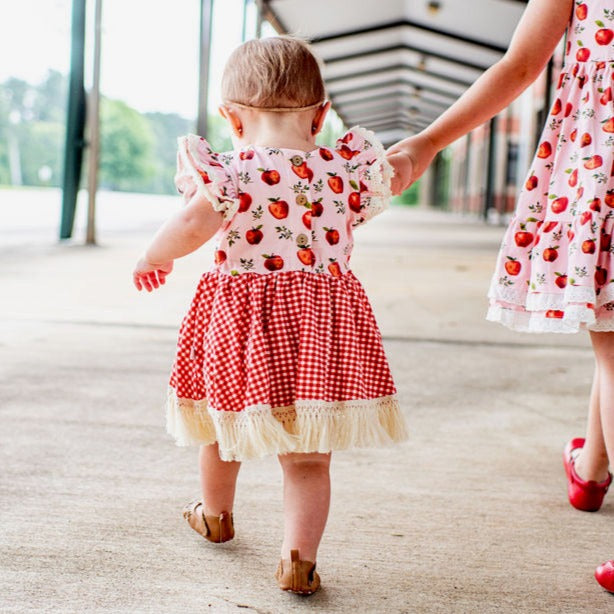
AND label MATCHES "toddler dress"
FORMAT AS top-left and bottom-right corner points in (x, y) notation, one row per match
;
(166, 127), (407, 460)
(488, 0), (614, 333)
